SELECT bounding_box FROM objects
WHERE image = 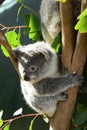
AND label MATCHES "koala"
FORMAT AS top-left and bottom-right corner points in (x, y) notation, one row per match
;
(40, 0), (81, 43)
(12, 41), (83, 117)
(40, 0), (61, 43)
